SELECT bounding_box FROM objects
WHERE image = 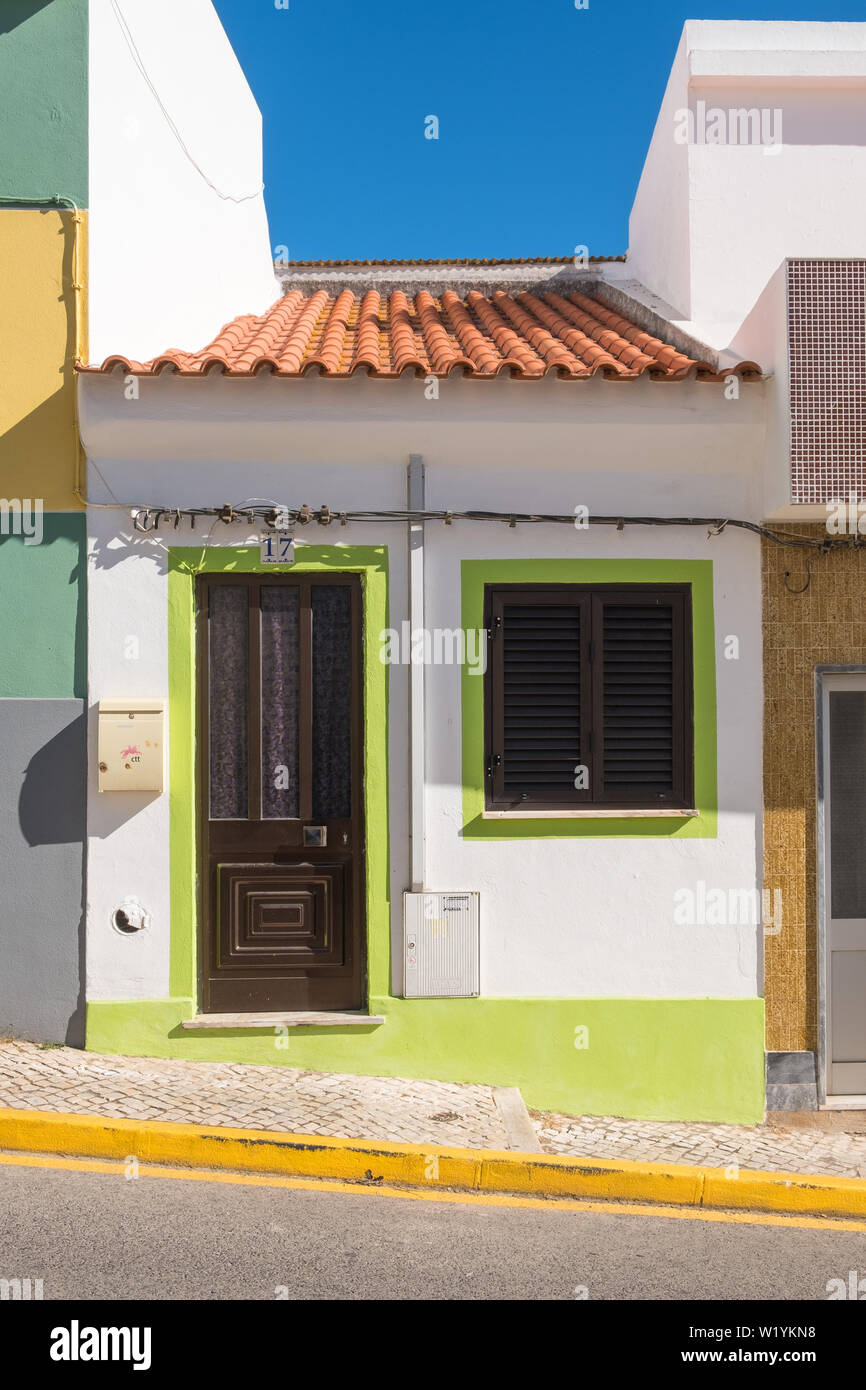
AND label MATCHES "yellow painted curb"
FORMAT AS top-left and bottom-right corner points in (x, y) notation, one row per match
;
(0, 1108), (480, 1191)
(0, 1106), (864, 1219)
(702, 1167), (866, 1218)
